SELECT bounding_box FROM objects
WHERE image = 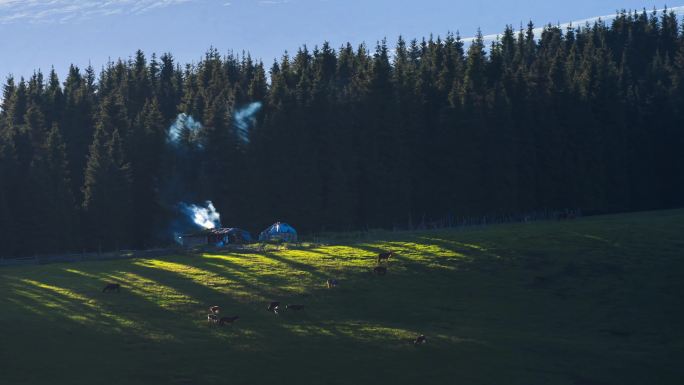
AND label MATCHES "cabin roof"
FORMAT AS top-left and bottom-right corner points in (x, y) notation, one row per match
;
(182, 227), (249, 237)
